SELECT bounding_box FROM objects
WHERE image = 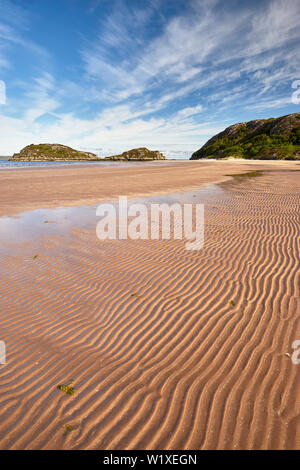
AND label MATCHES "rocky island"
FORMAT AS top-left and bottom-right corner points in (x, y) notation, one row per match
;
(190, 112), (300, 160)
(104, 147), (166, 161)
(10, 144), (100, 161)
(10, 144), (166, 162)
